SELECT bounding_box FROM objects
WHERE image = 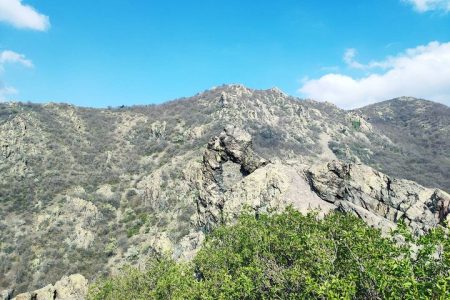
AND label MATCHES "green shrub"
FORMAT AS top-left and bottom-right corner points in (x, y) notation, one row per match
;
(88, 208), (449, 299)
(351, 119), (361, 130)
